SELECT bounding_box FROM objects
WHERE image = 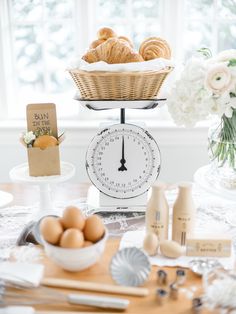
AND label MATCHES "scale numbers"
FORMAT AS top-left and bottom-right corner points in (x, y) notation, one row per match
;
(86, 123), (161, 199)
